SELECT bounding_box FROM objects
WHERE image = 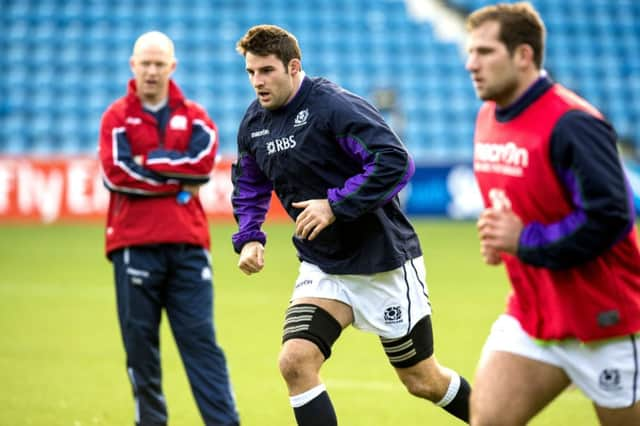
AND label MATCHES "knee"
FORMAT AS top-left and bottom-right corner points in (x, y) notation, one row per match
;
(278, 342), (322, 384)
(124, 321), (159, 352)
(400, 373), (443, 401)
(173, 321), (216, 348)
(278, 349), (303, 382)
